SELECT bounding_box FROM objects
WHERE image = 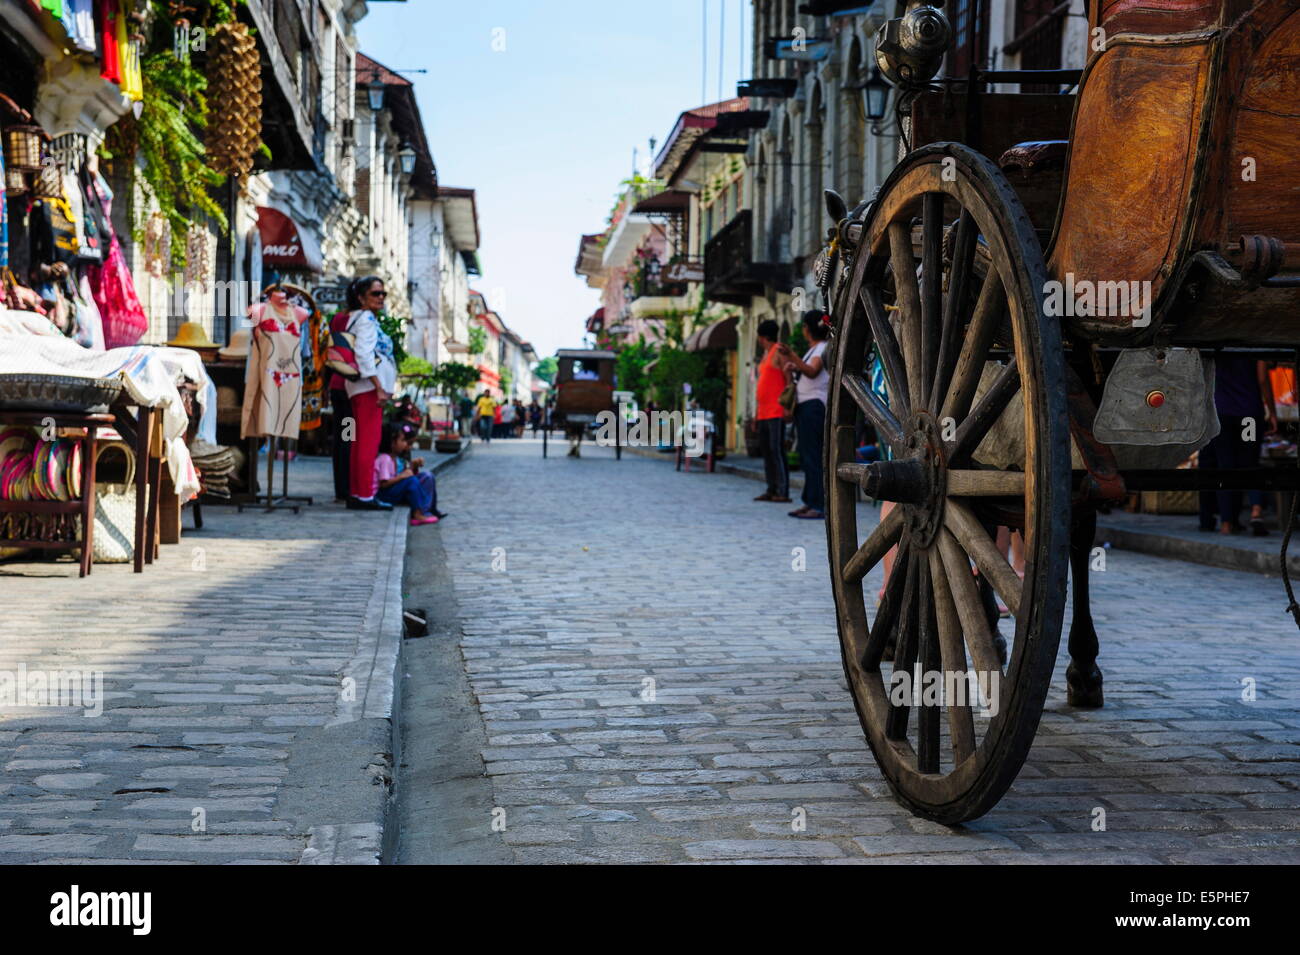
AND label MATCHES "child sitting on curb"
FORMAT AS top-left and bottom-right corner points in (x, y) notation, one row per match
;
(374, 422), (447, 526)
